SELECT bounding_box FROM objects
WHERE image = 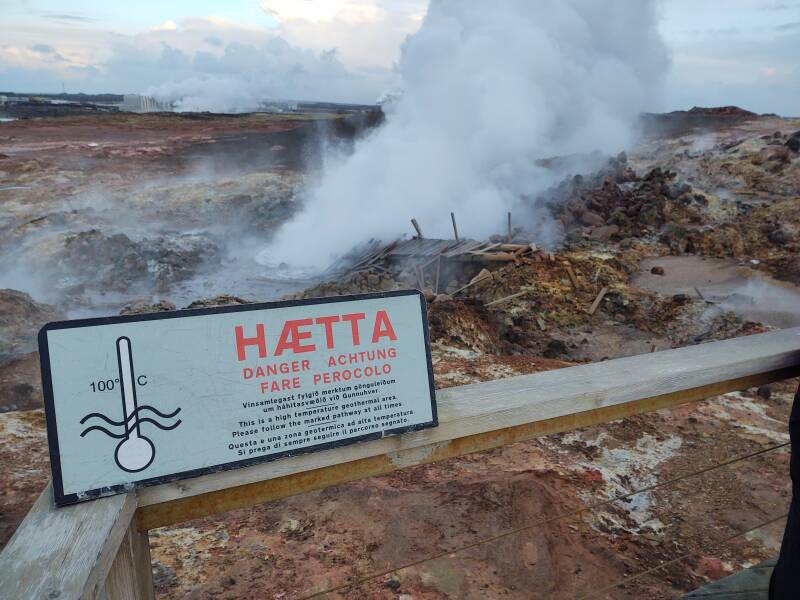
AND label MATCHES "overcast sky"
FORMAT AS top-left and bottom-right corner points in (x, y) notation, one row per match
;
(0, 0), (797, 114)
